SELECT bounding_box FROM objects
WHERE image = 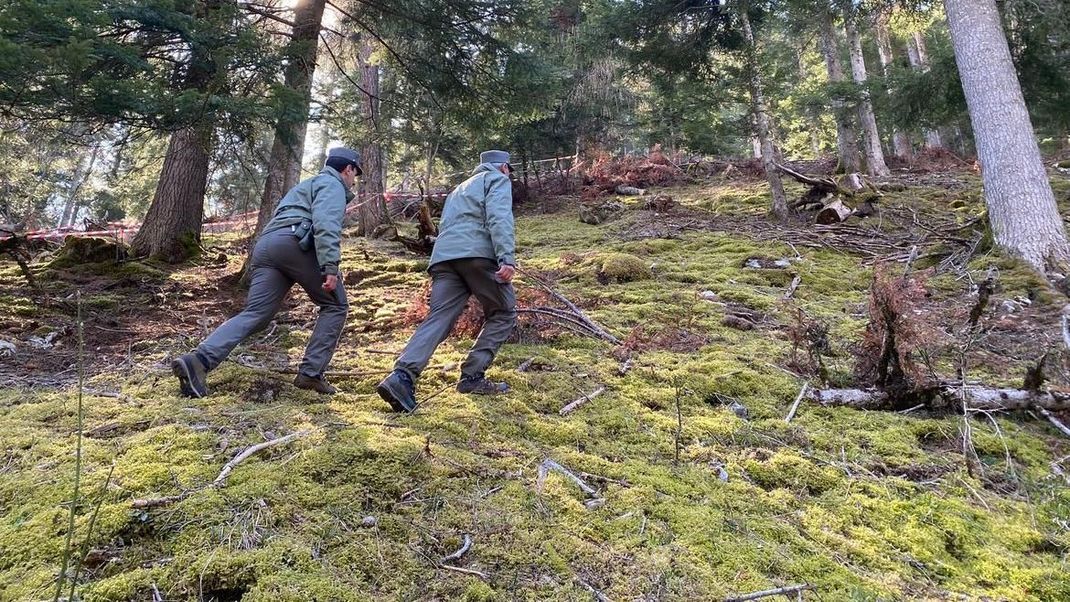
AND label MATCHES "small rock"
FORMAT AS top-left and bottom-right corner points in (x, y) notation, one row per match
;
(361, 516), (377, 528)
(0, 339), (15, 356)
(699, 290), (719, 302)
(712, 463), (729, 482)
(999, 299), (1019, 314)
(28, 331), (59, 349)
(585, 498), (607, 510)
(728, 401), (749, 420)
